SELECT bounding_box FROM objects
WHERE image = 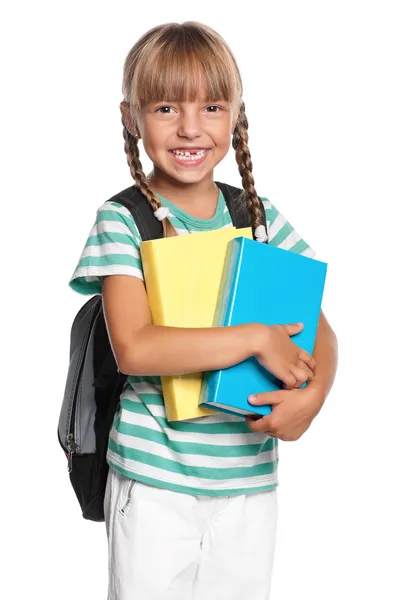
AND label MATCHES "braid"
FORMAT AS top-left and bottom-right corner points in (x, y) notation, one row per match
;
(232, 102), (268, 241)
(120, 106), (176, 238)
